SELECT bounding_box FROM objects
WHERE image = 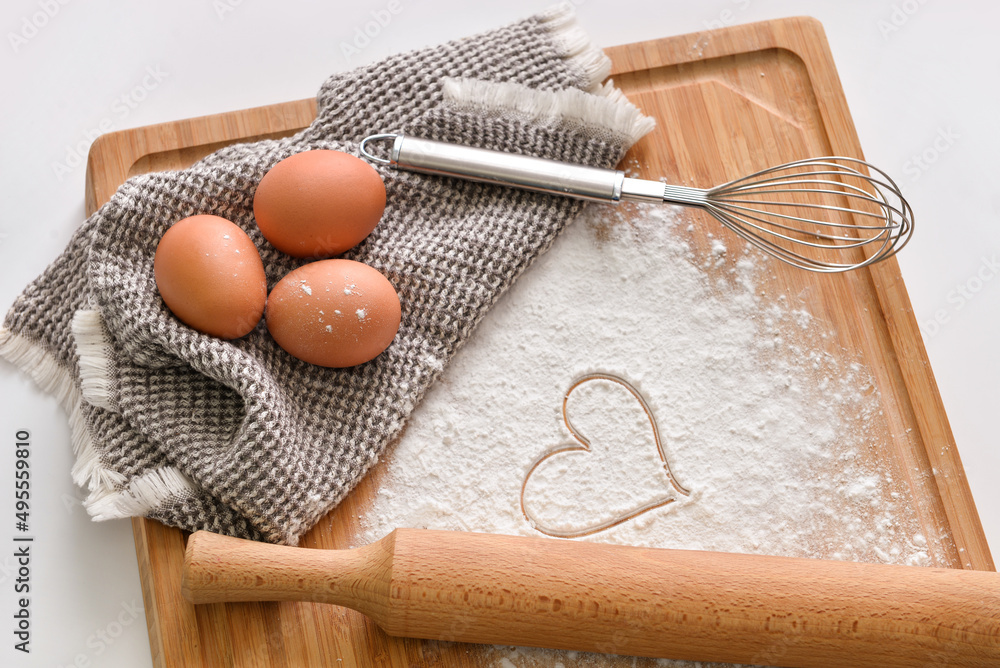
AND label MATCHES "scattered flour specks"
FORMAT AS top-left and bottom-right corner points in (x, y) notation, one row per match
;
(361, 201), (940, 667)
